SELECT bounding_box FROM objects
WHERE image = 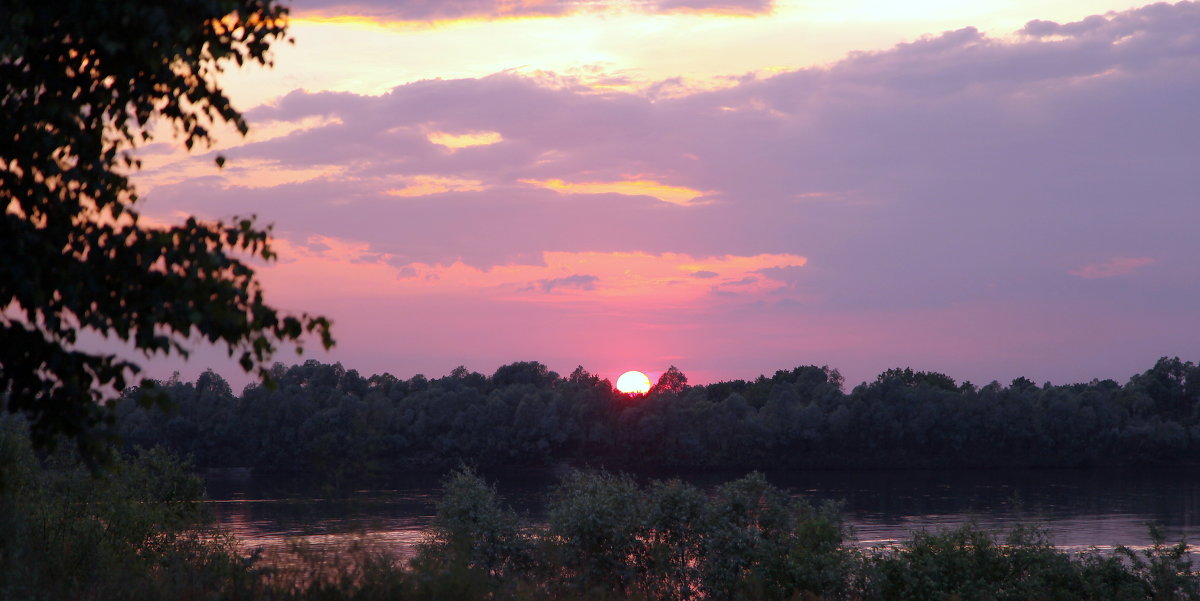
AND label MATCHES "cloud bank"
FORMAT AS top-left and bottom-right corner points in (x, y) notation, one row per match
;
(143, 2), (1200, 385)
